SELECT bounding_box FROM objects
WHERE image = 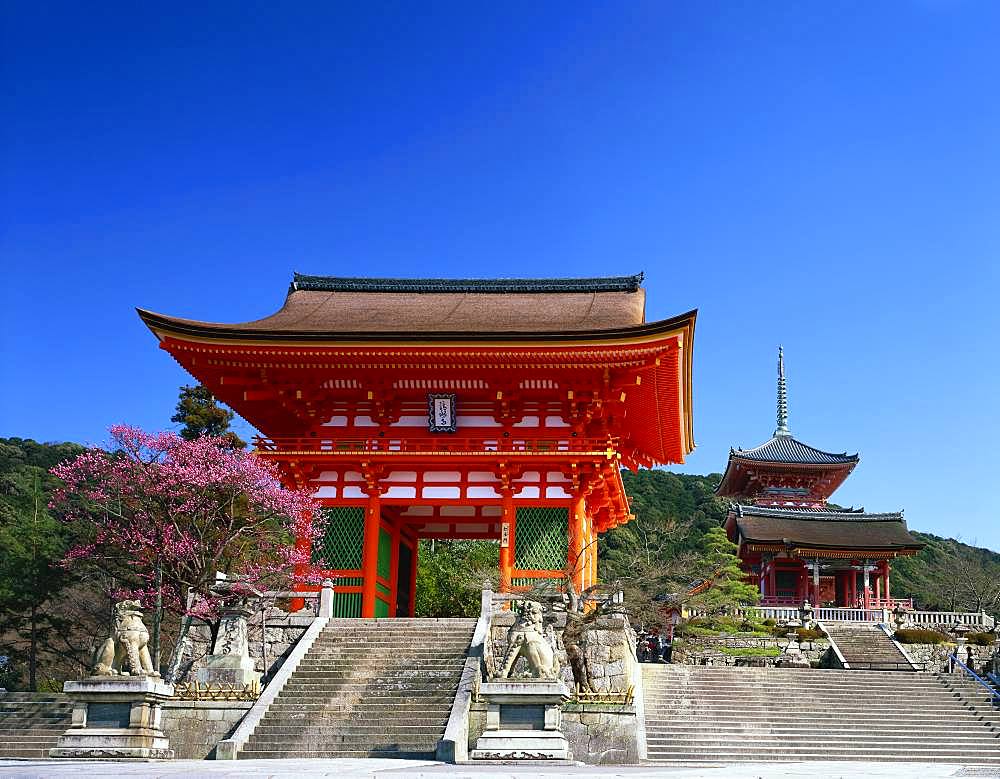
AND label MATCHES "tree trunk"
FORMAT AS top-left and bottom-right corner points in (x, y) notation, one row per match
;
(29, 604), (37, 691)
(163, 614), (193, 684)
(152, 563), (162, 673)
(562, 613), (592, 692)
